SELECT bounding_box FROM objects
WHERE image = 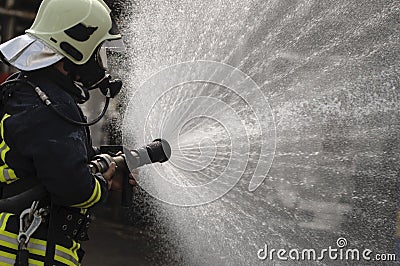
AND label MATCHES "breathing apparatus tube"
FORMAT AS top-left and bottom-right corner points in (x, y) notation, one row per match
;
(0, 186), (47, 214)
(0, 78), (110, 127)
